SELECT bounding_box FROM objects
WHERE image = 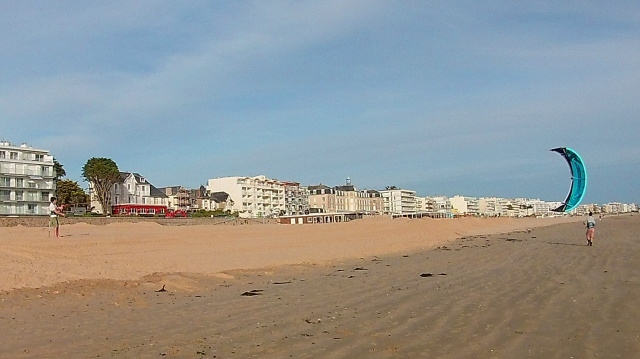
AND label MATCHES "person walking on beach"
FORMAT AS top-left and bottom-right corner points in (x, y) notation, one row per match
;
(586, 212), (596, 246)
(49, 197), (65, 238)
